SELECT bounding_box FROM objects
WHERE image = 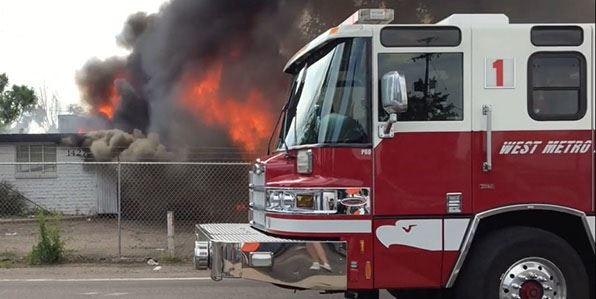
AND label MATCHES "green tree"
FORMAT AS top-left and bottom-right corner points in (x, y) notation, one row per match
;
(0, 73), (38, 128)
